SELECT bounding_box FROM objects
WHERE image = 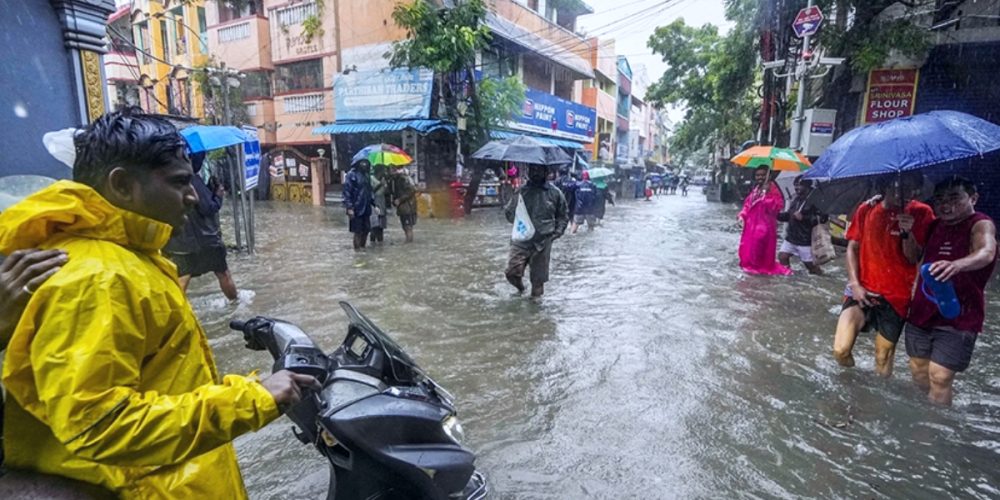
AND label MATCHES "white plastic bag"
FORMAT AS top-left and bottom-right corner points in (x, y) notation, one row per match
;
(511, 194), (536, 242)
